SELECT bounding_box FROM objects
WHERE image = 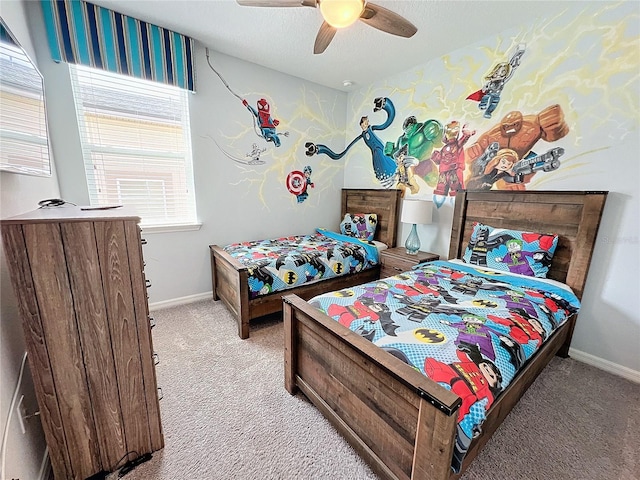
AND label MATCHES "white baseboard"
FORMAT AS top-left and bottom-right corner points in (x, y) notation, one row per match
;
(38, 447), (50, 480)
(569, 348), (640, 384)
(149, 291), (213, 311)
